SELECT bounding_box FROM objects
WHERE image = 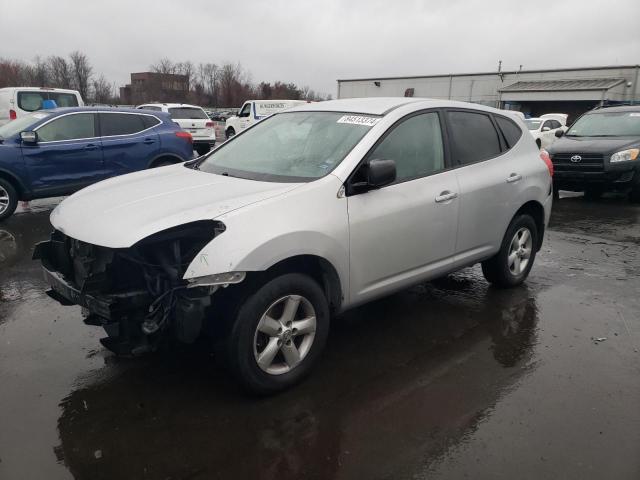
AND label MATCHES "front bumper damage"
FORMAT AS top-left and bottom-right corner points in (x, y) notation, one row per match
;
(34, 223), (223, 355)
